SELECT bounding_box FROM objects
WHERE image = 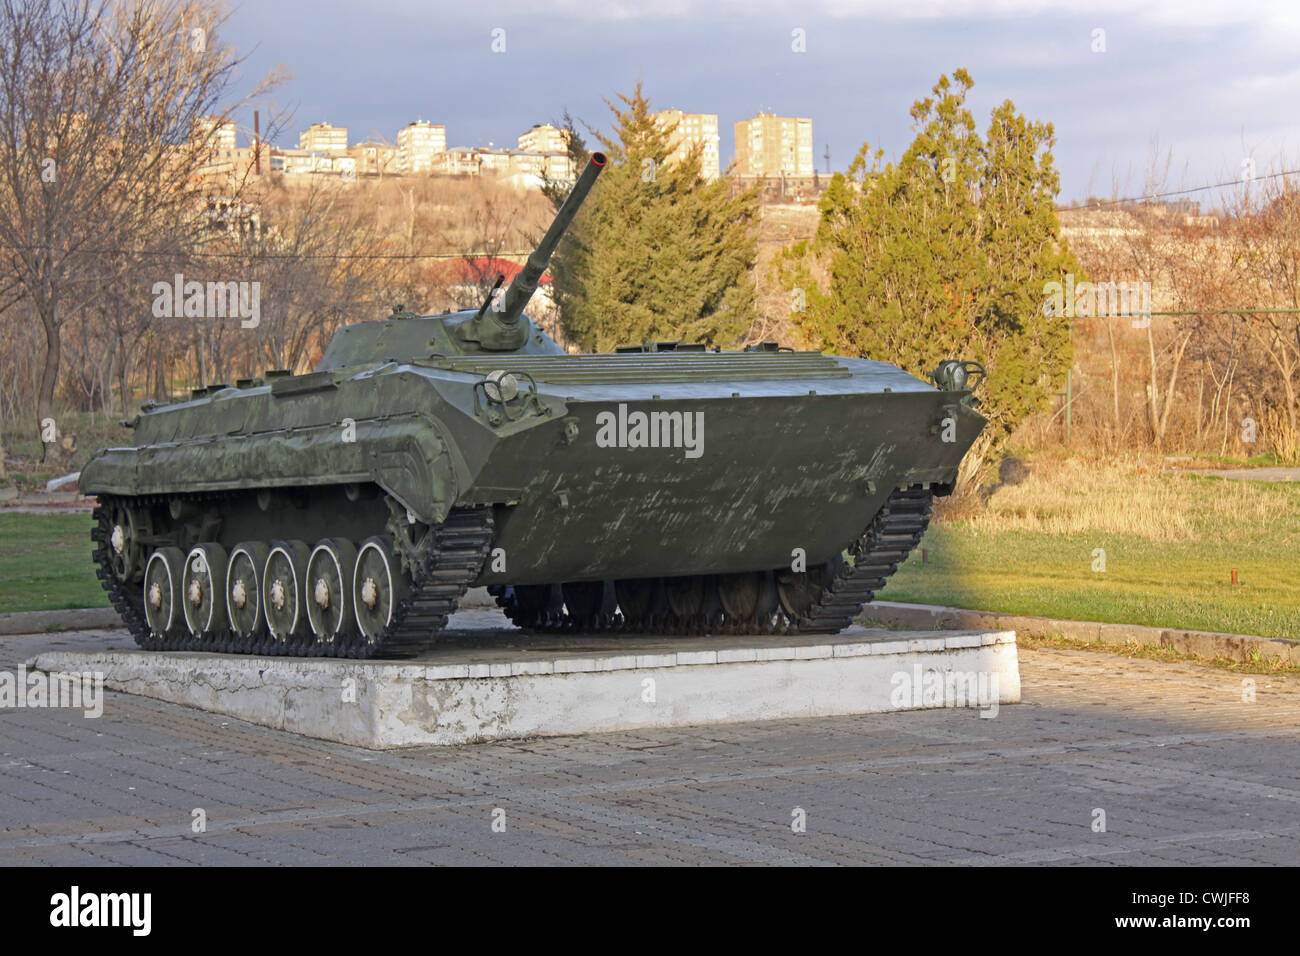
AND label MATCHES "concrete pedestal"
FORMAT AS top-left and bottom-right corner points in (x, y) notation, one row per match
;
(30, 613), (1019, 748)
